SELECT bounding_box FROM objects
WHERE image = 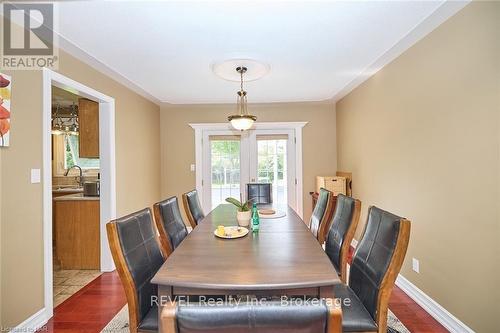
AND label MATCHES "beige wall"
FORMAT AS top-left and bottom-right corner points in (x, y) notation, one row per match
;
(160, 102), (337, 223)
(336, 2), (500, 332)
(0, 150), (2, 326)
(0, 49), (161, 326)
(1, 70), (45, 328)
